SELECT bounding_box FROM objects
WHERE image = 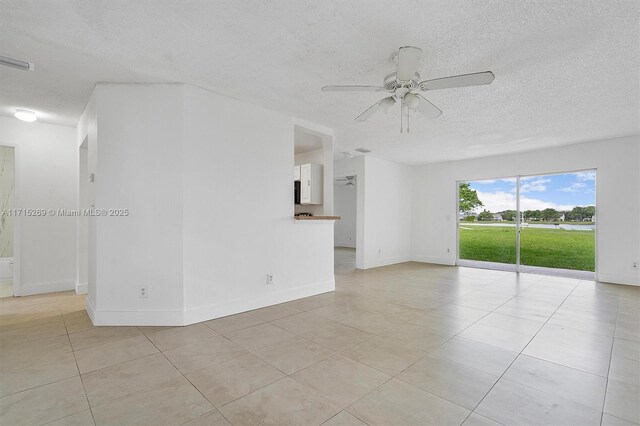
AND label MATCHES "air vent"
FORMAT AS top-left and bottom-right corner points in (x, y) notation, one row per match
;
(0, 55), (34, 71)
(355, 148), (371, 153)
